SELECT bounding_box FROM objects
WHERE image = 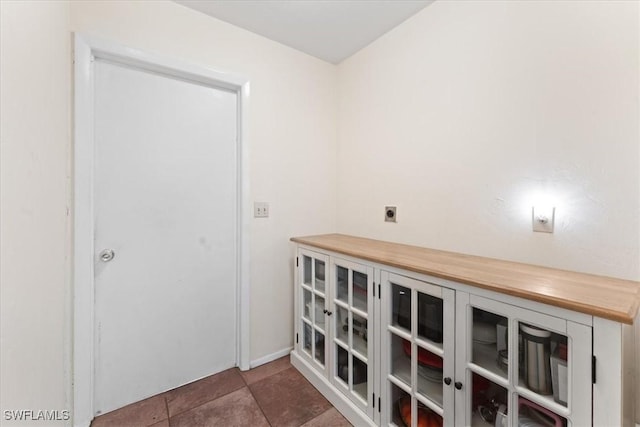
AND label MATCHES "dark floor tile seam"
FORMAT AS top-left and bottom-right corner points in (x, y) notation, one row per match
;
(244, 382), (274, 427)
(166, 377), (246, 421)
(161, 395), (170, 427)
(246, 366), (328, 427)
(164, 363), (296, 427)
